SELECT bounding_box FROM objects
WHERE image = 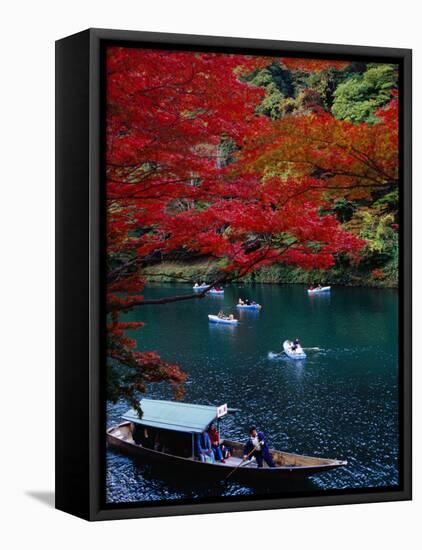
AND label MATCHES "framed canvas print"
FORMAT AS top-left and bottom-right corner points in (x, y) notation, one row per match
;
(55, 28), (412, 521)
